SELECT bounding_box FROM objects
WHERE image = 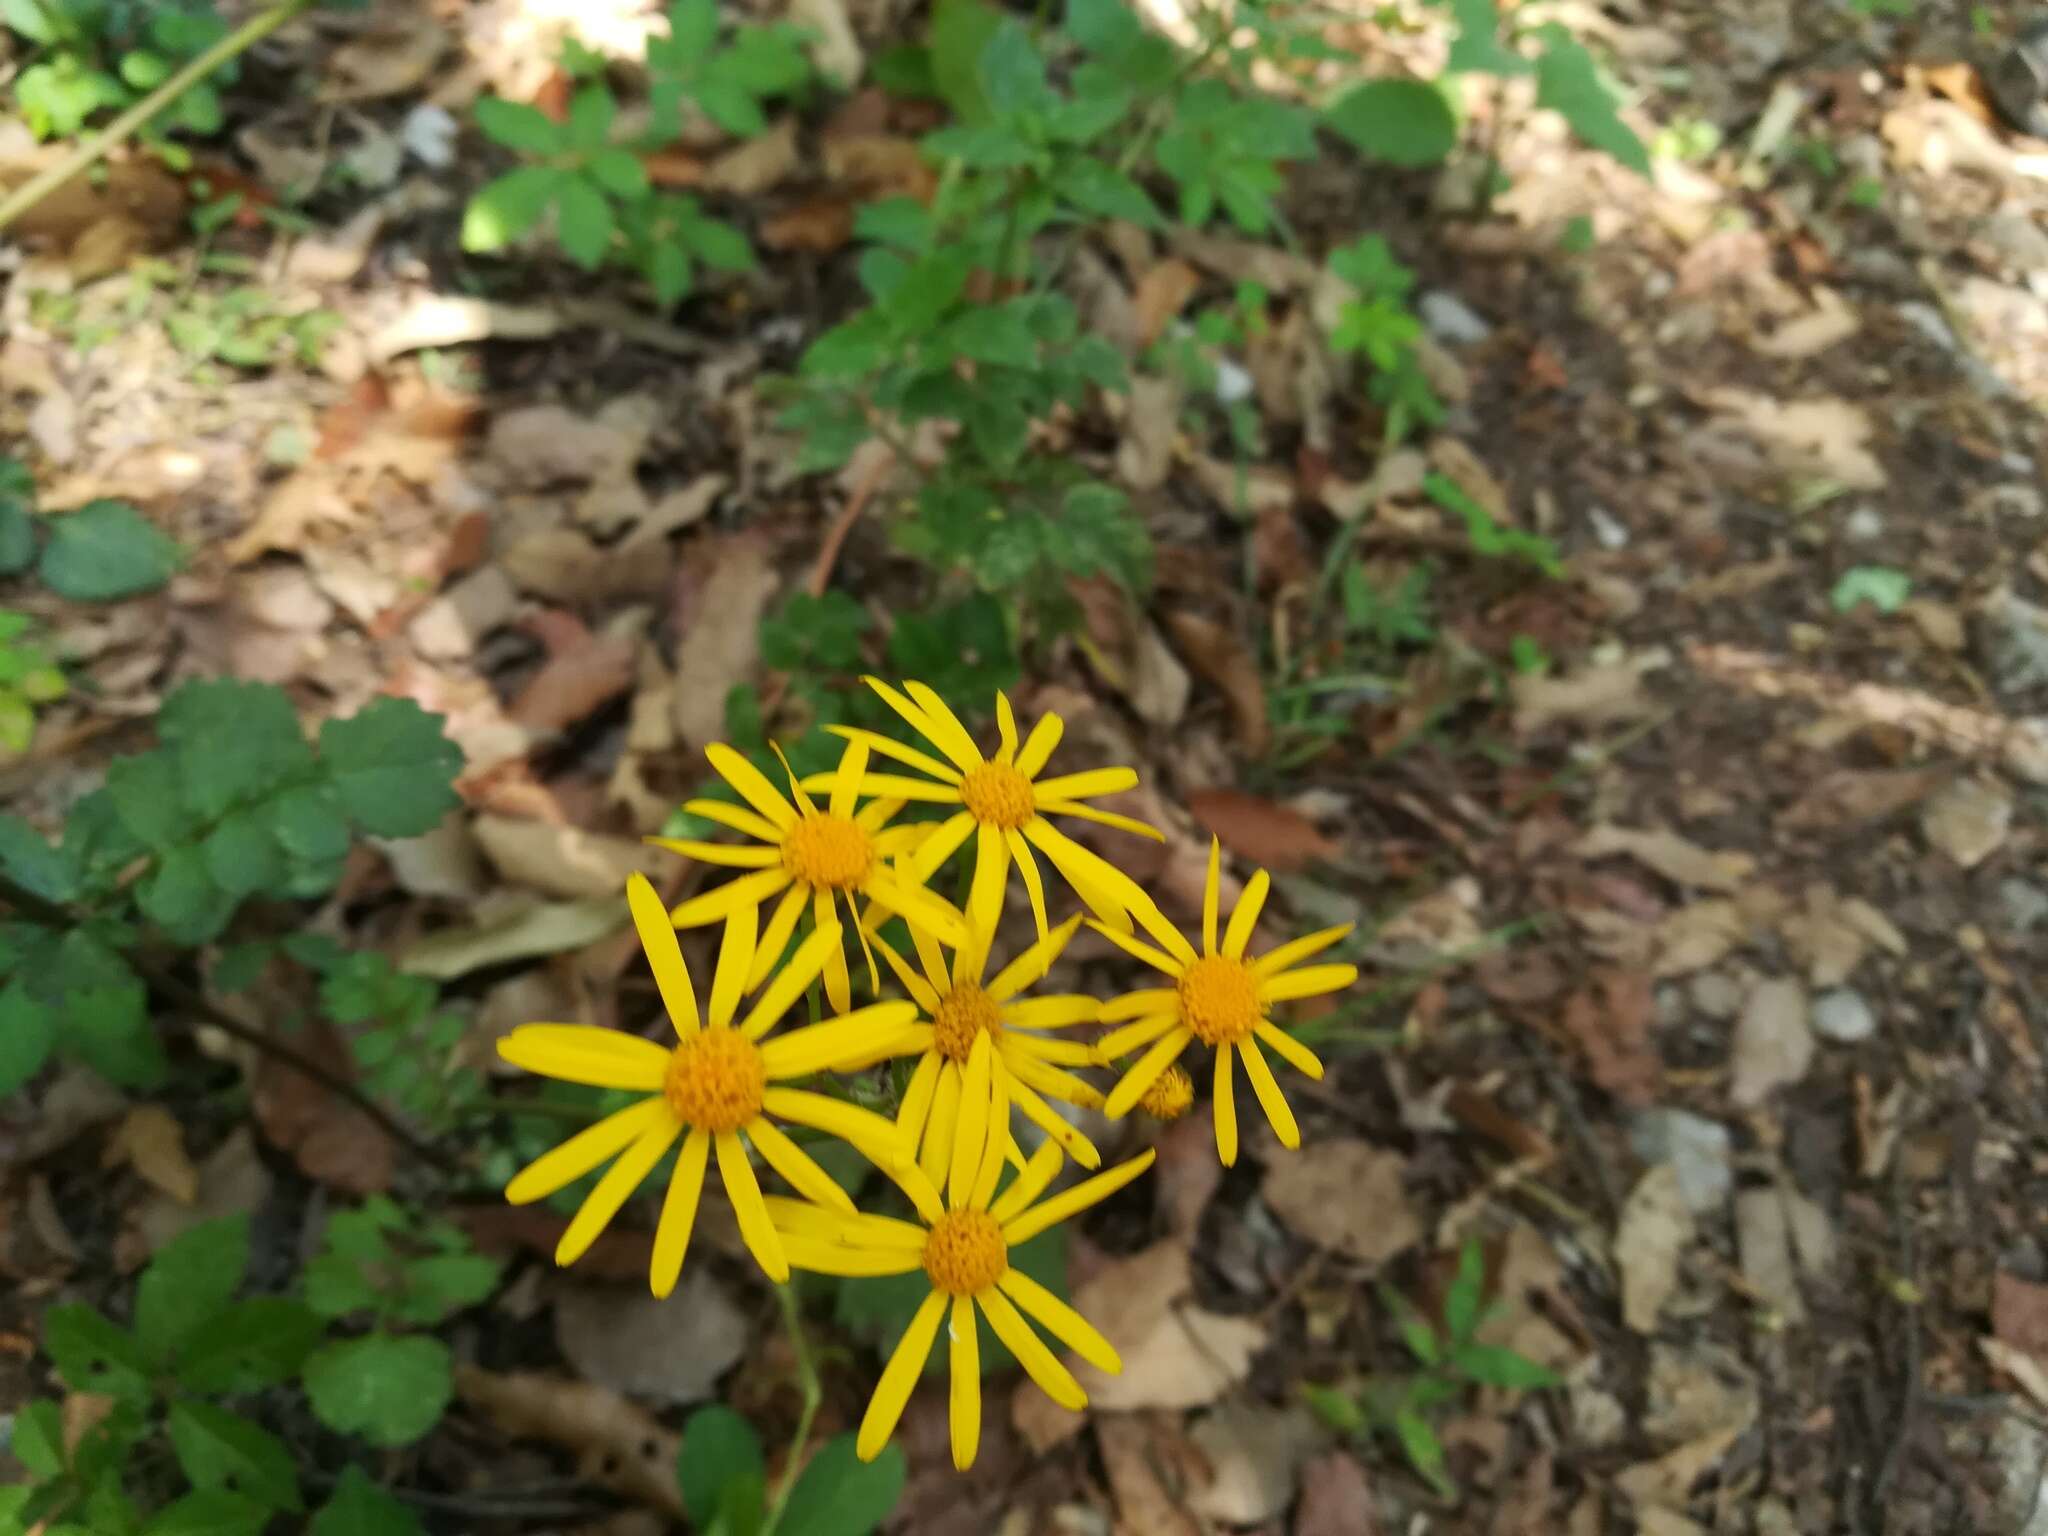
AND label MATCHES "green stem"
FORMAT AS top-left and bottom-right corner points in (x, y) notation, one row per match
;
(0, 0), (316, 235)
(759, 1286), (824, 1536)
